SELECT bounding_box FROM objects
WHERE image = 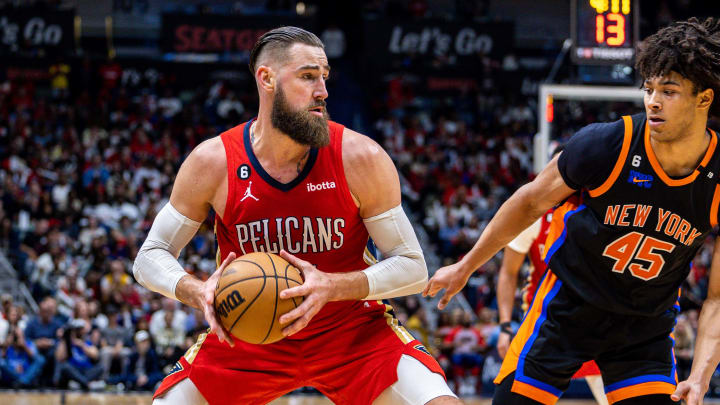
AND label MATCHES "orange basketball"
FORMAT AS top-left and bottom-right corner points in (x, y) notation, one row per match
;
(214, 252), (304, 344)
